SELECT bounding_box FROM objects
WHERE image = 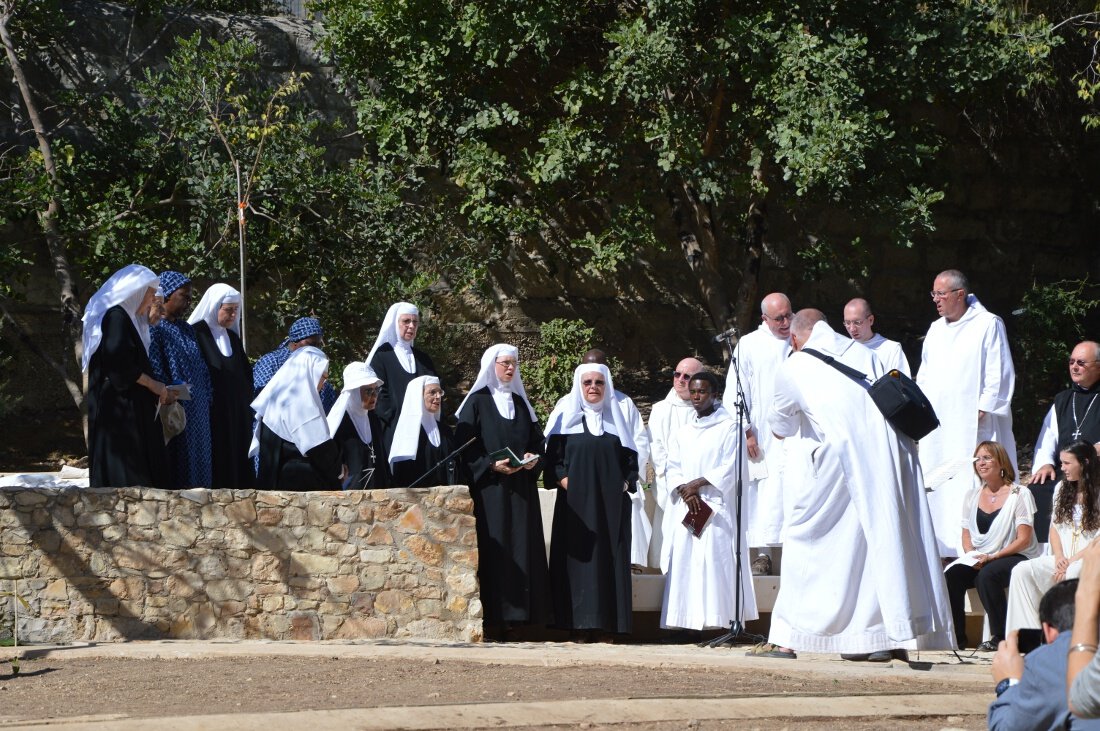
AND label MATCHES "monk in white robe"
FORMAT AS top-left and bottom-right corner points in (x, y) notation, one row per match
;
(661, 373), (757, 630)
(722, 293), (792, 550)
(918, 270), (1016, 556)
(765, 311), (954, 657)
(842, 298), (910, 376)
(646, 357), (704, 568)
